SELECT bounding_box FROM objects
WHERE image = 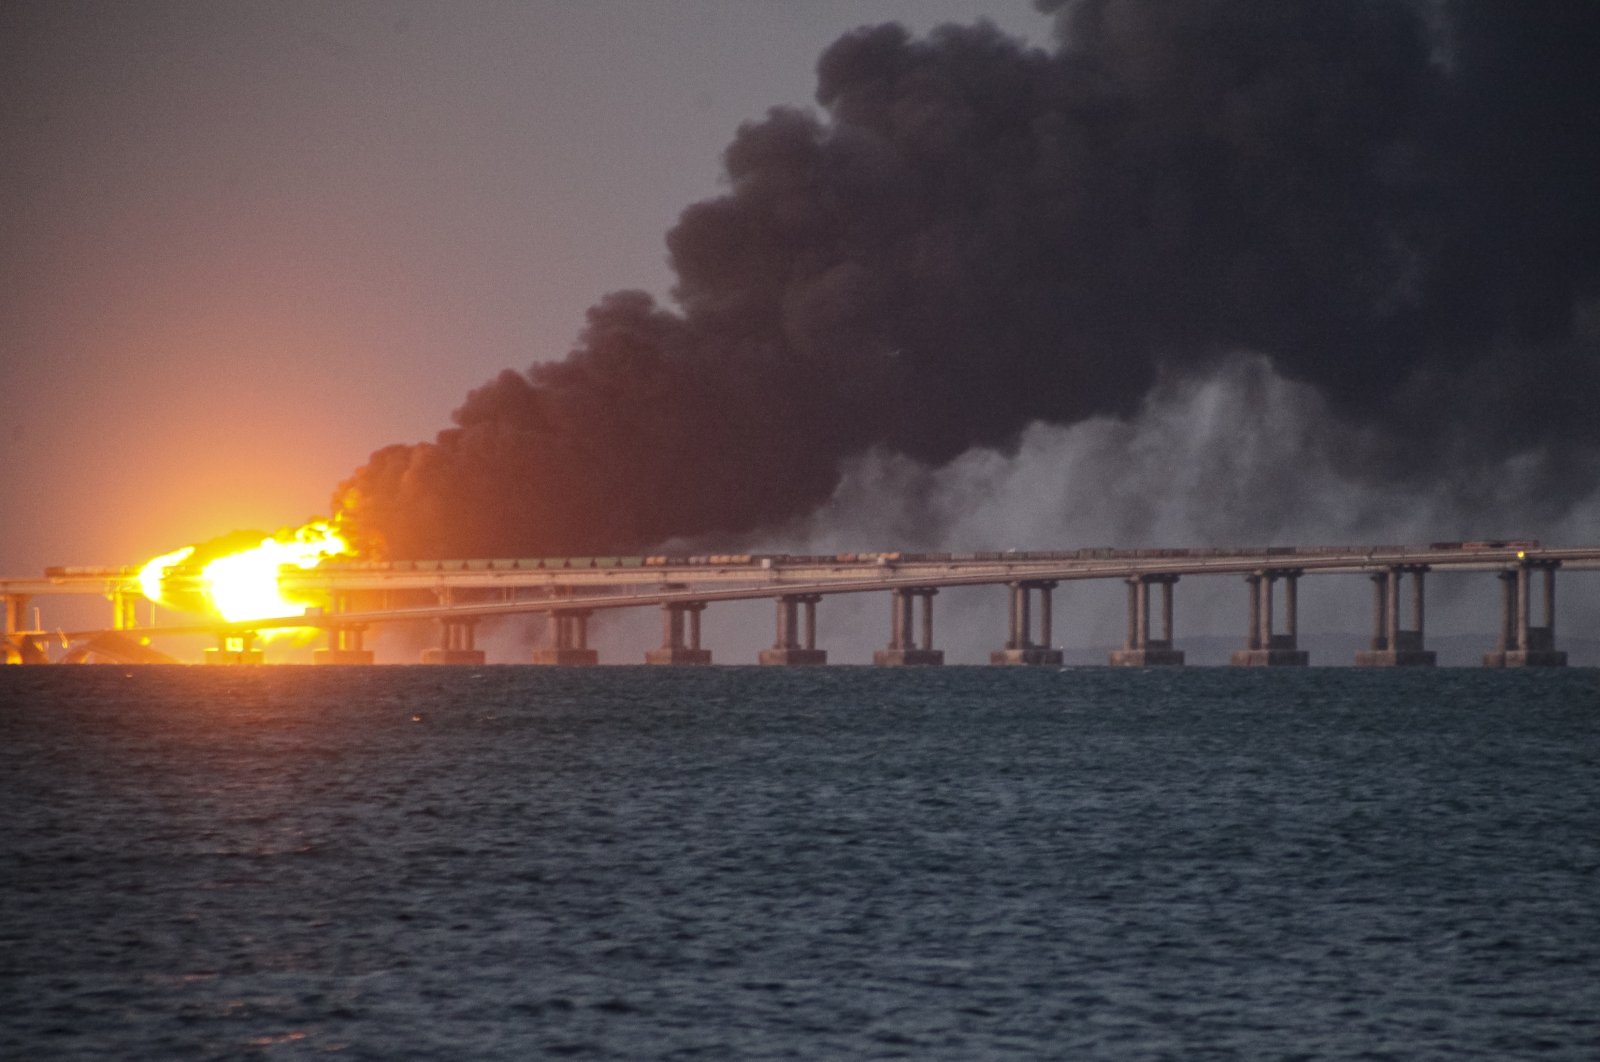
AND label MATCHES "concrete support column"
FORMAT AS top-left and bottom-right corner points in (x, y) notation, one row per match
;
(327, 625), (367, 652)
(1233, 570), (1307, 666)
(1017, 584), (1032, 650)
(993, 581), (1062, 666)
(1357, 566), (1434, 666)
(1413, 568), (1426, 642)
(1371, 573), (1389, 650)
(532, 608), (596, 666)
(1486, 561), (1566, 667)
(112, 591), (139, 631)
(4, 593), (31, 663)
(1497, 571), (1516, 652)
(3, 594), (28, 637)
(774, 597), (794, 649)
(894, 590), (914, 650)
(315, 592), (375, 664)
(424, 616), (486, 664)
(1004, 585), (1030, 652)
(1246, 575), (1262, 651)
(1284, 573), (1299, 646)
(1133, 579), (1149, 650)
(4, 593), (45, 665)
(647, 602), (712, 665)
(1110, 575), (1184, 666)
(688, 603), (704, 651)
(1543, 565), (1556, 633)
(1516, 565), (1531, 653)
(919, 590), (936, 652)
(1258, 573), (1275, 650)
(876, 588), (942, 666)
(1160, 578), (1175, 644)
(422, 586), (486, 664)
(761, 595), (826, 665)
(565, 611), (590, 649)
(1386, 568), (1401, 653)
